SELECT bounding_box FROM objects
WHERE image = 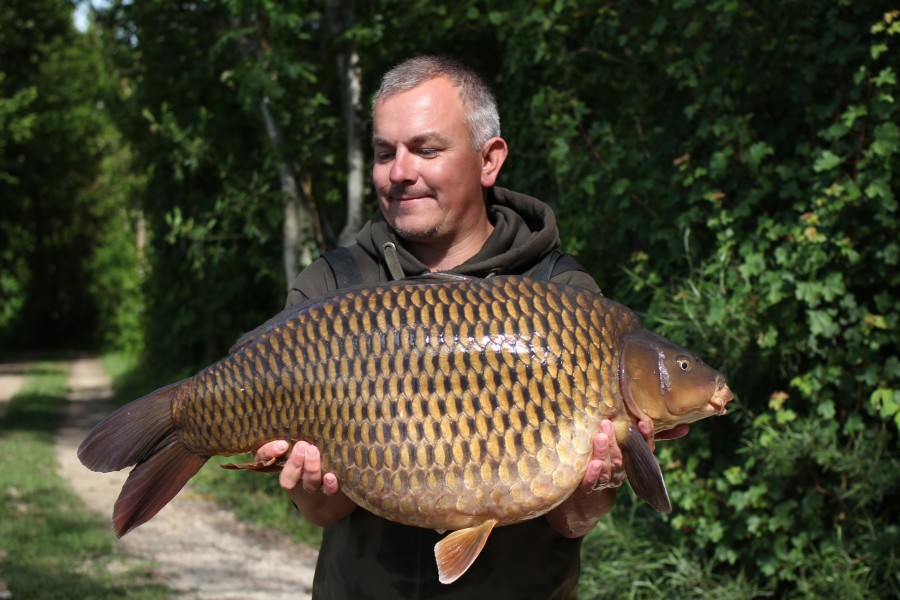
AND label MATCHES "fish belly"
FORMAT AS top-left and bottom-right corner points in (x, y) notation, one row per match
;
(174, 276), (641, 529)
